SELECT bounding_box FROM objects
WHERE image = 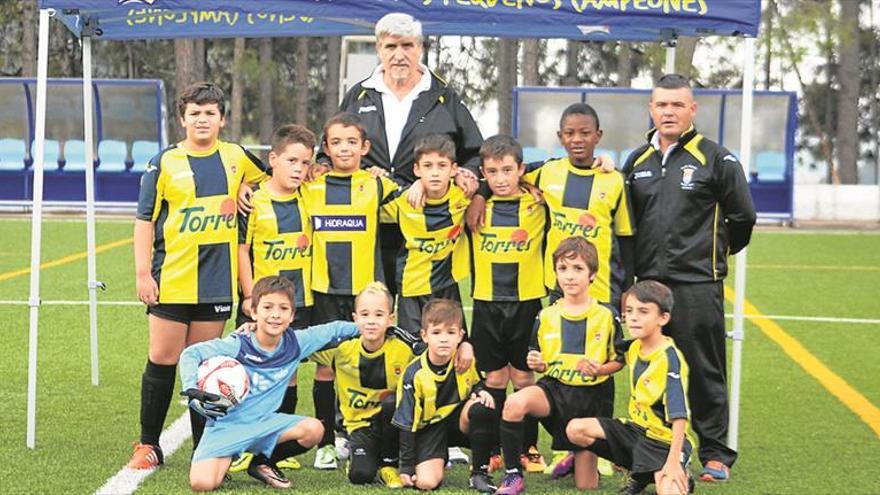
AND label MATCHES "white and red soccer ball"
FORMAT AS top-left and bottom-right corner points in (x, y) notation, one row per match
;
(197, 356), (250, 406)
